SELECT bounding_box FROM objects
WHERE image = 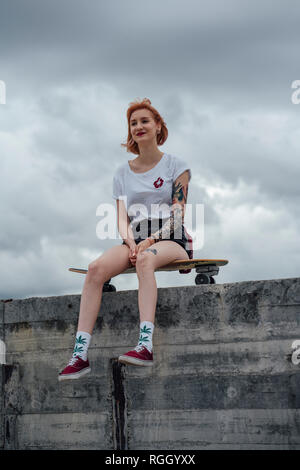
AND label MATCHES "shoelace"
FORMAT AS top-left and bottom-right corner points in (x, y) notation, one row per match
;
(68, 355), (82, 366)
(134, 344), (145, 352)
